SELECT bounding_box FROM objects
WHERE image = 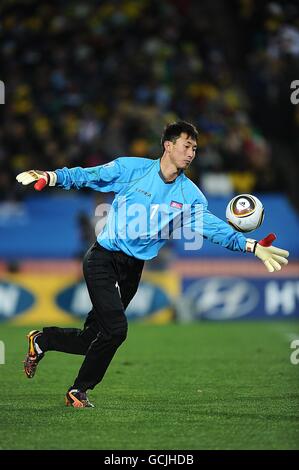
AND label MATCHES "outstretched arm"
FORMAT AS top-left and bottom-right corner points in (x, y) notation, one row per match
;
(16, 160), (124, 193)
(191, 203), (289, 272)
